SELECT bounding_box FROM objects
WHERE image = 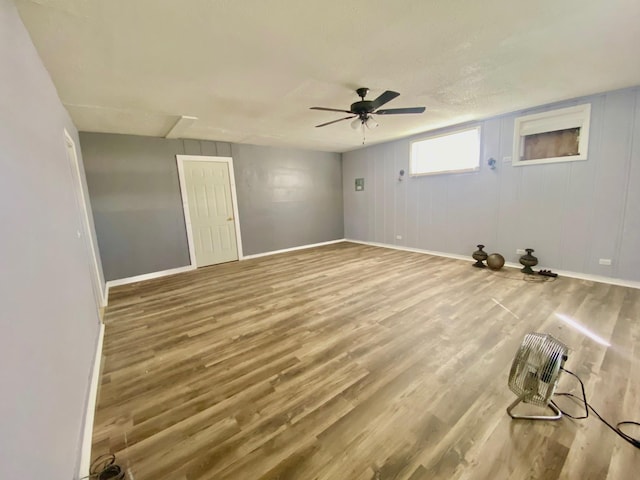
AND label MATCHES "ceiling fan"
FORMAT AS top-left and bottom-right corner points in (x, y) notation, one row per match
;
(310, 87), (426, 129)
